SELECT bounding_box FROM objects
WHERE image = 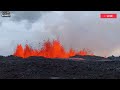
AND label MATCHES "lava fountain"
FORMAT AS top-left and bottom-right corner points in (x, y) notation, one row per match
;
(13, 39), (94, 58)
